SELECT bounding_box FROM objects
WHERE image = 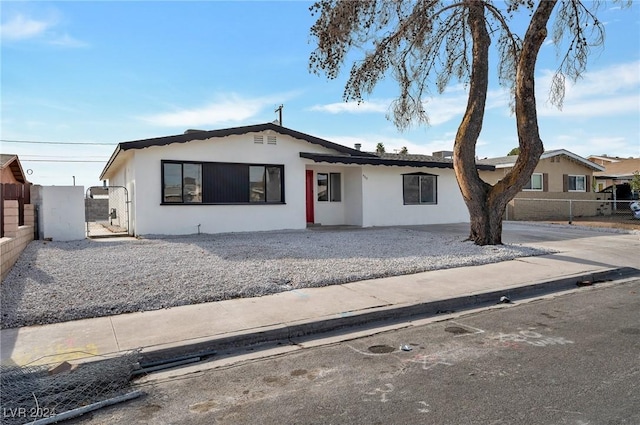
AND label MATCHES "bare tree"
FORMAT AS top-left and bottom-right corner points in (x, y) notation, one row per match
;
(309, 0), (628, 245)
